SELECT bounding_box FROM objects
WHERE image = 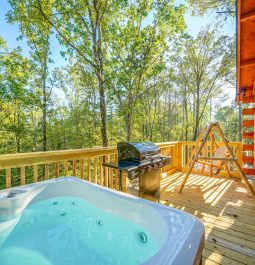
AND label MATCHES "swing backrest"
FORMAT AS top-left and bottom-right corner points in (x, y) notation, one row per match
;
(212, 146), (229, 167)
